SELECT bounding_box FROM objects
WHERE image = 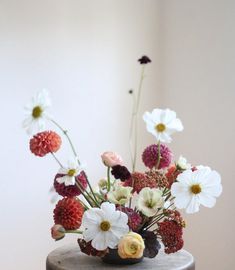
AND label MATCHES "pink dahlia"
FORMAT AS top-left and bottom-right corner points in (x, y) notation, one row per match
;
(54, 171), (88, 197)
(30, 131), (61, 157)
(124, 172), (157, 193)
(53, 197), (84, 230)
(142, 144), (172, 169)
